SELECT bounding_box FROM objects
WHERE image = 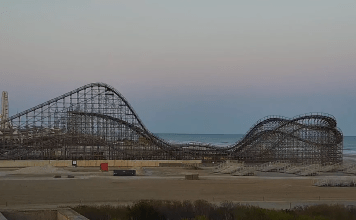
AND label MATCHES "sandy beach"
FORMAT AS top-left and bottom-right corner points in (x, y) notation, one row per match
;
(0, 161), (356, 210)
